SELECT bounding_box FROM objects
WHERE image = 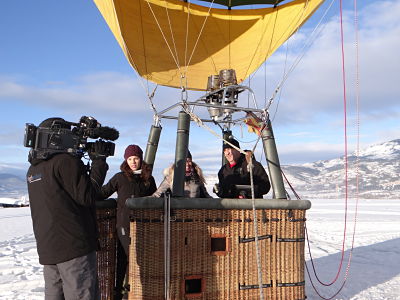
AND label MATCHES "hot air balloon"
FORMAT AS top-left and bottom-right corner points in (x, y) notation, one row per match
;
(93, 1), (324, 299)
(93, 0), (324, 90)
